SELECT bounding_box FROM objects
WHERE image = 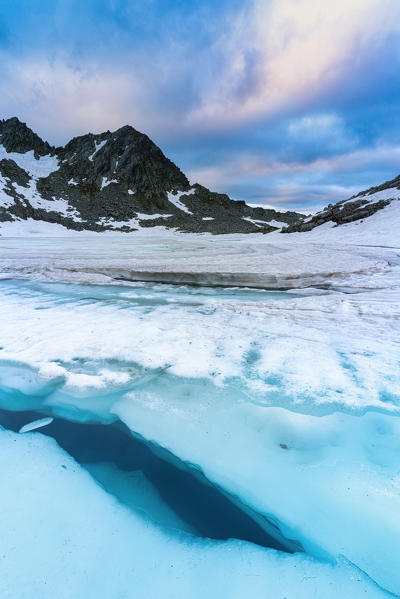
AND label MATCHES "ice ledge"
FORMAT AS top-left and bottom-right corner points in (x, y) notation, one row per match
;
(93, 267), (386, 290)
